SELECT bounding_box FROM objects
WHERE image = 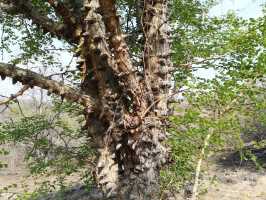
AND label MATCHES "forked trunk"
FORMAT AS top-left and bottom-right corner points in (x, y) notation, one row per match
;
(0, 0), (173, 199)
(80, 0), (172, 199)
